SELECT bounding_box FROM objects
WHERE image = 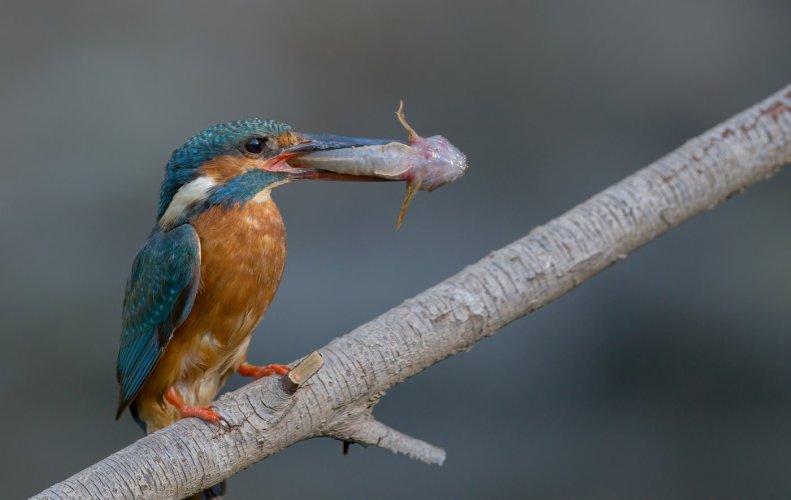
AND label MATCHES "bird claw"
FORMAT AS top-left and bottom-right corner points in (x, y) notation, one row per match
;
(179, 404), (224, 426)
(164, 386), (227, 427)
(238, 362), (291, 380)
(217, 413), (232, 431)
